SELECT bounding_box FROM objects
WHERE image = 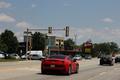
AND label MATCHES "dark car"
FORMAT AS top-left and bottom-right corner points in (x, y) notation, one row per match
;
(41, 54), (79, 75)
(99, 55), (114, 66)
(84, 55), (92, 59)
(115, 56), (120, 63)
